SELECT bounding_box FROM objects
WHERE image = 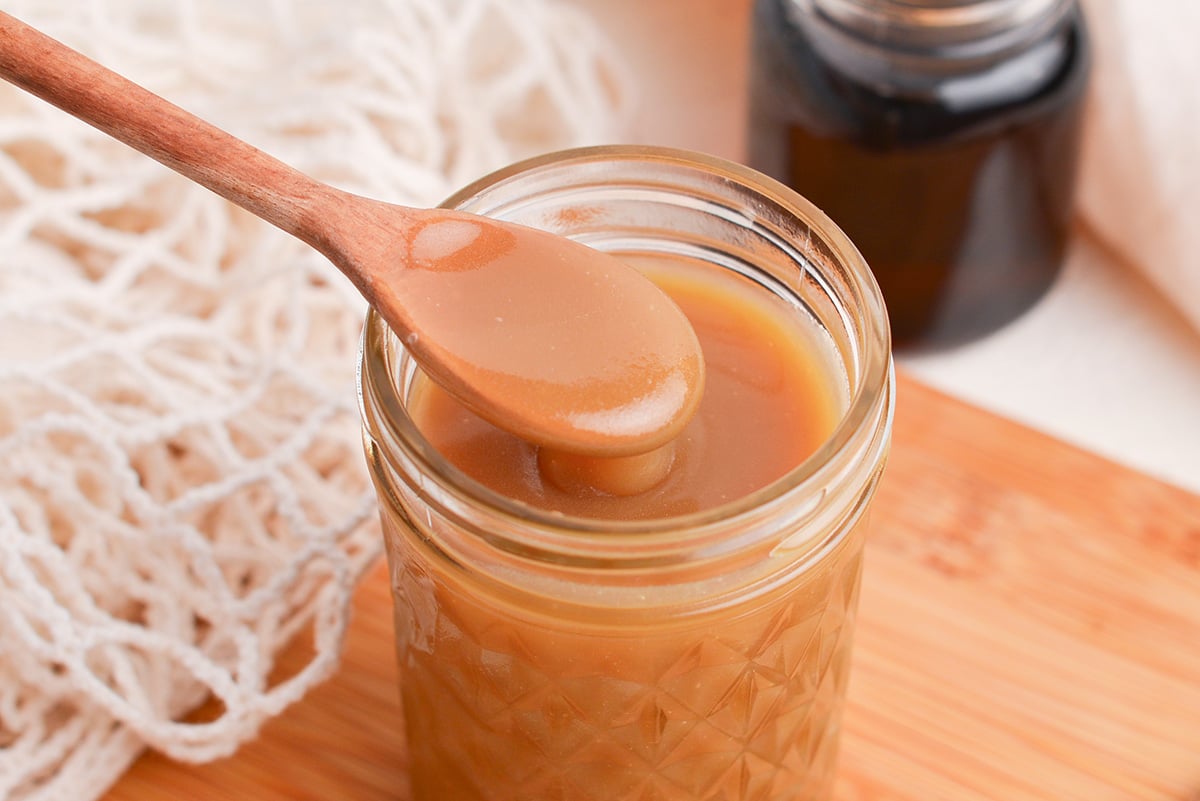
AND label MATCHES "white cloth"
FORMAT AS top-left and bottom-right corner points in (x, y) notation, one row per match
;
(1079, 0), (1200, 333)
(0, 2), (629, 800)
